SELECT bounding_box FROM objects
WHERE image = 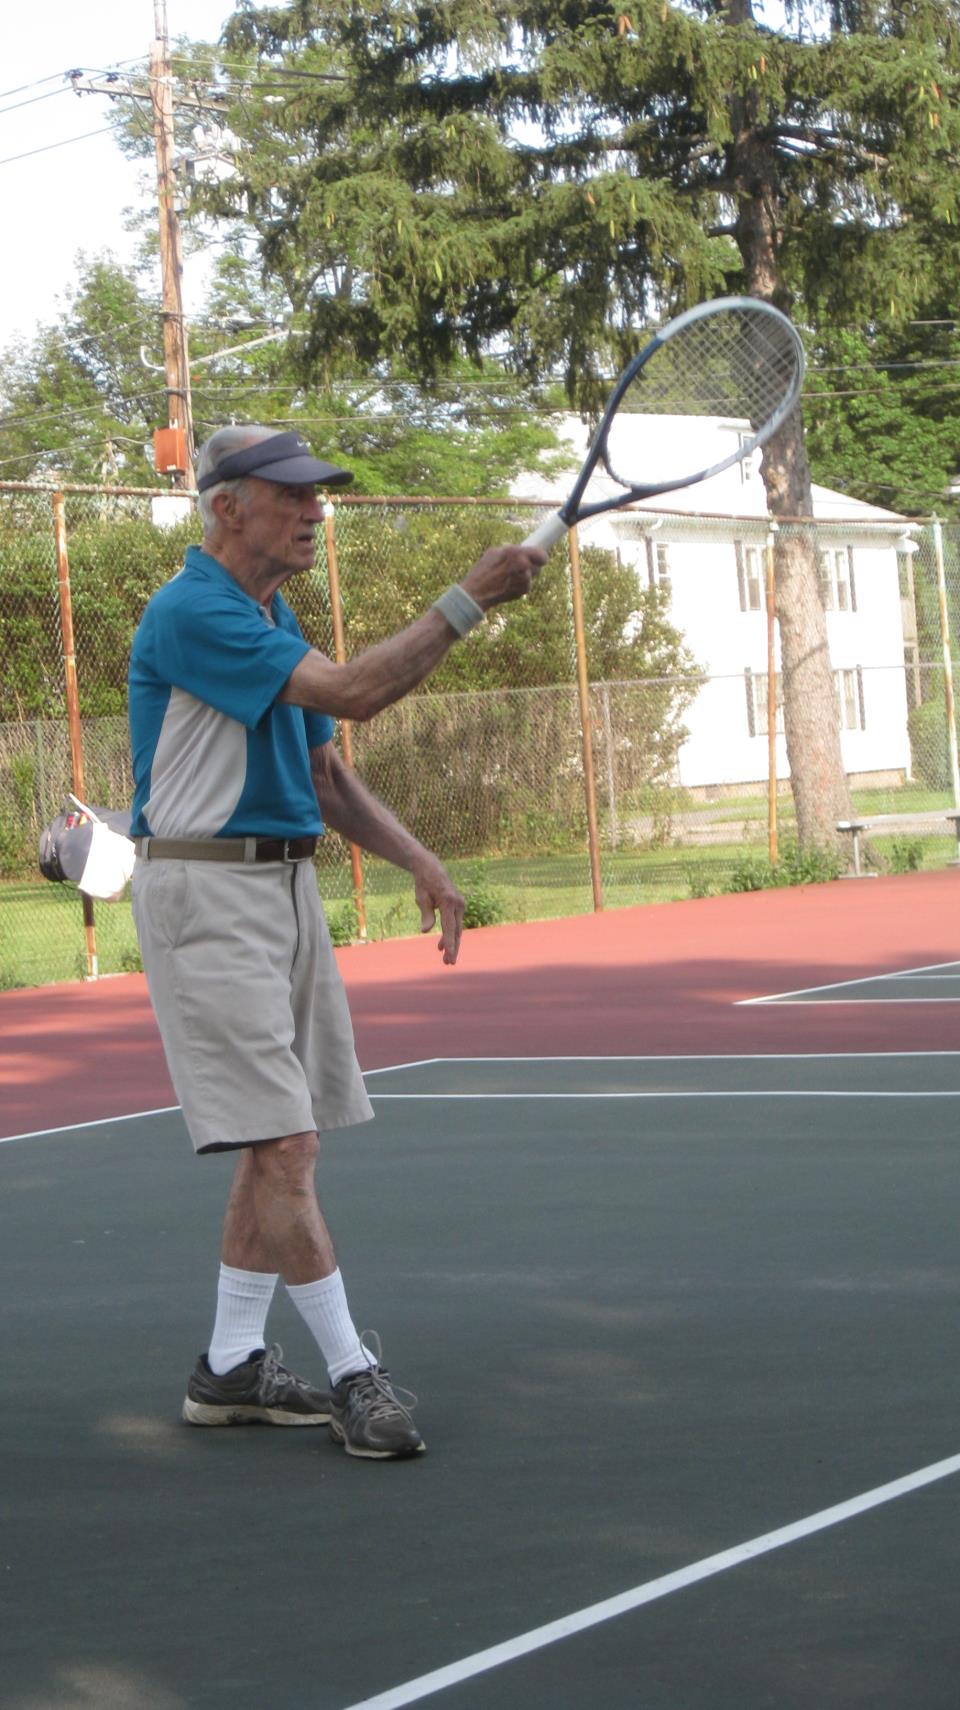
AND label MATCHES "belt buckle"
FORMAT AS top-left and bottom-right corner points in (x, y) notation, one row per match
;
(282, 838), (307, 863)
